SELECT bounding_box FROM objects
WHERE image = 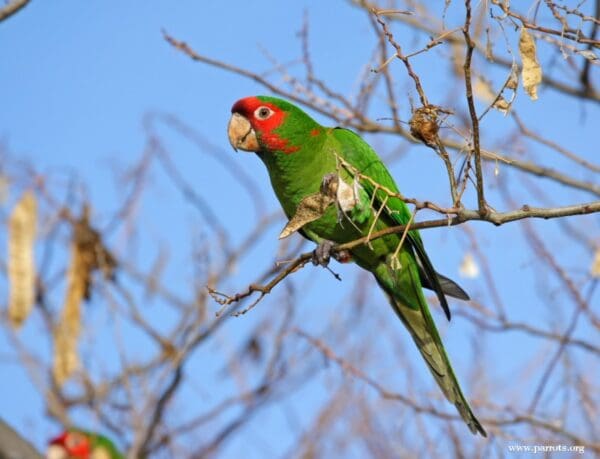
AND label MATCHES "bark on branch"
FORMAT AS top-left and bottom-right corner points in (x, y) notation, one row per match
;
(0, 0), (30, 22)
